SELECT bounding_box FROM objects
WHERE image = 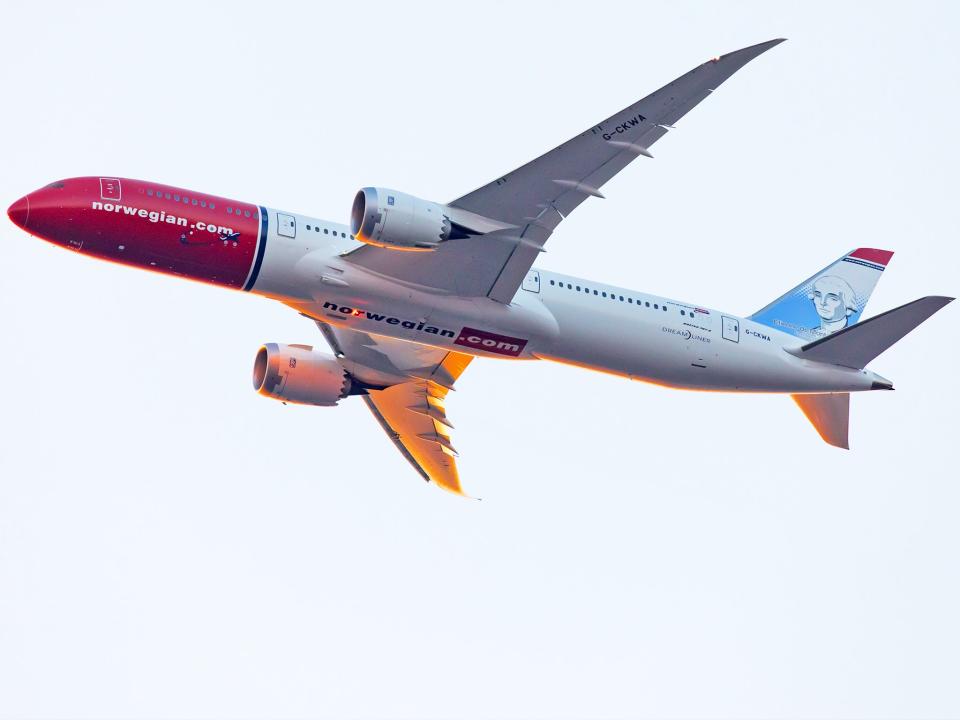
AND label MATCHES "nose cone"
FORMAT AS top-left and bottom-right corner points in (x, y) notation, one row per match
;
(8, 194), (30, 230)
